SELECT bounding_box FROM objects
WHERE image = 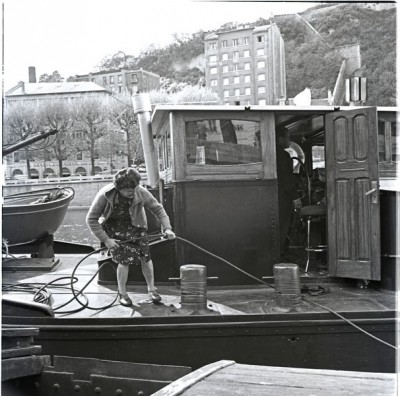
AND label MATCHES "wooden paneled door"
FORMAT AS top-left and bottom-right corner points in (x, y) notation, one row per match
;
(325, 107), (380, 280)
